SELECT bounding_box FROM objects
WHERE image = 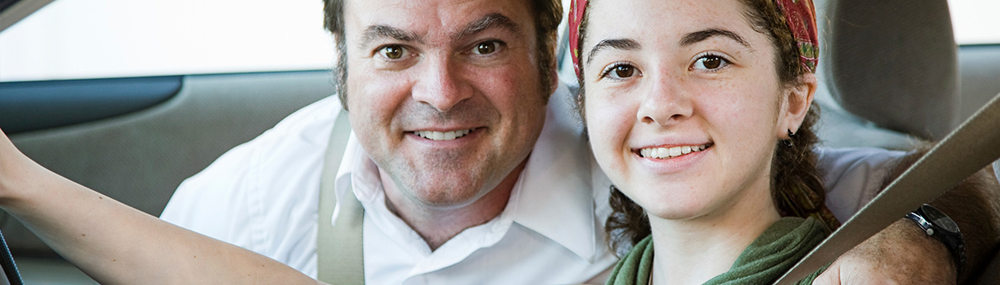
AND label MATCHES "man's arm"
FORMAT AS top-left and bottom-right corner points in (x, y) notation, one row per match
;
(945, 163), (1000, 282)
(0, 130), (324, 284)
(815, 147), (1000, 284)
(884, 148), (1000, 282)
(160, 95), (343, 277)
